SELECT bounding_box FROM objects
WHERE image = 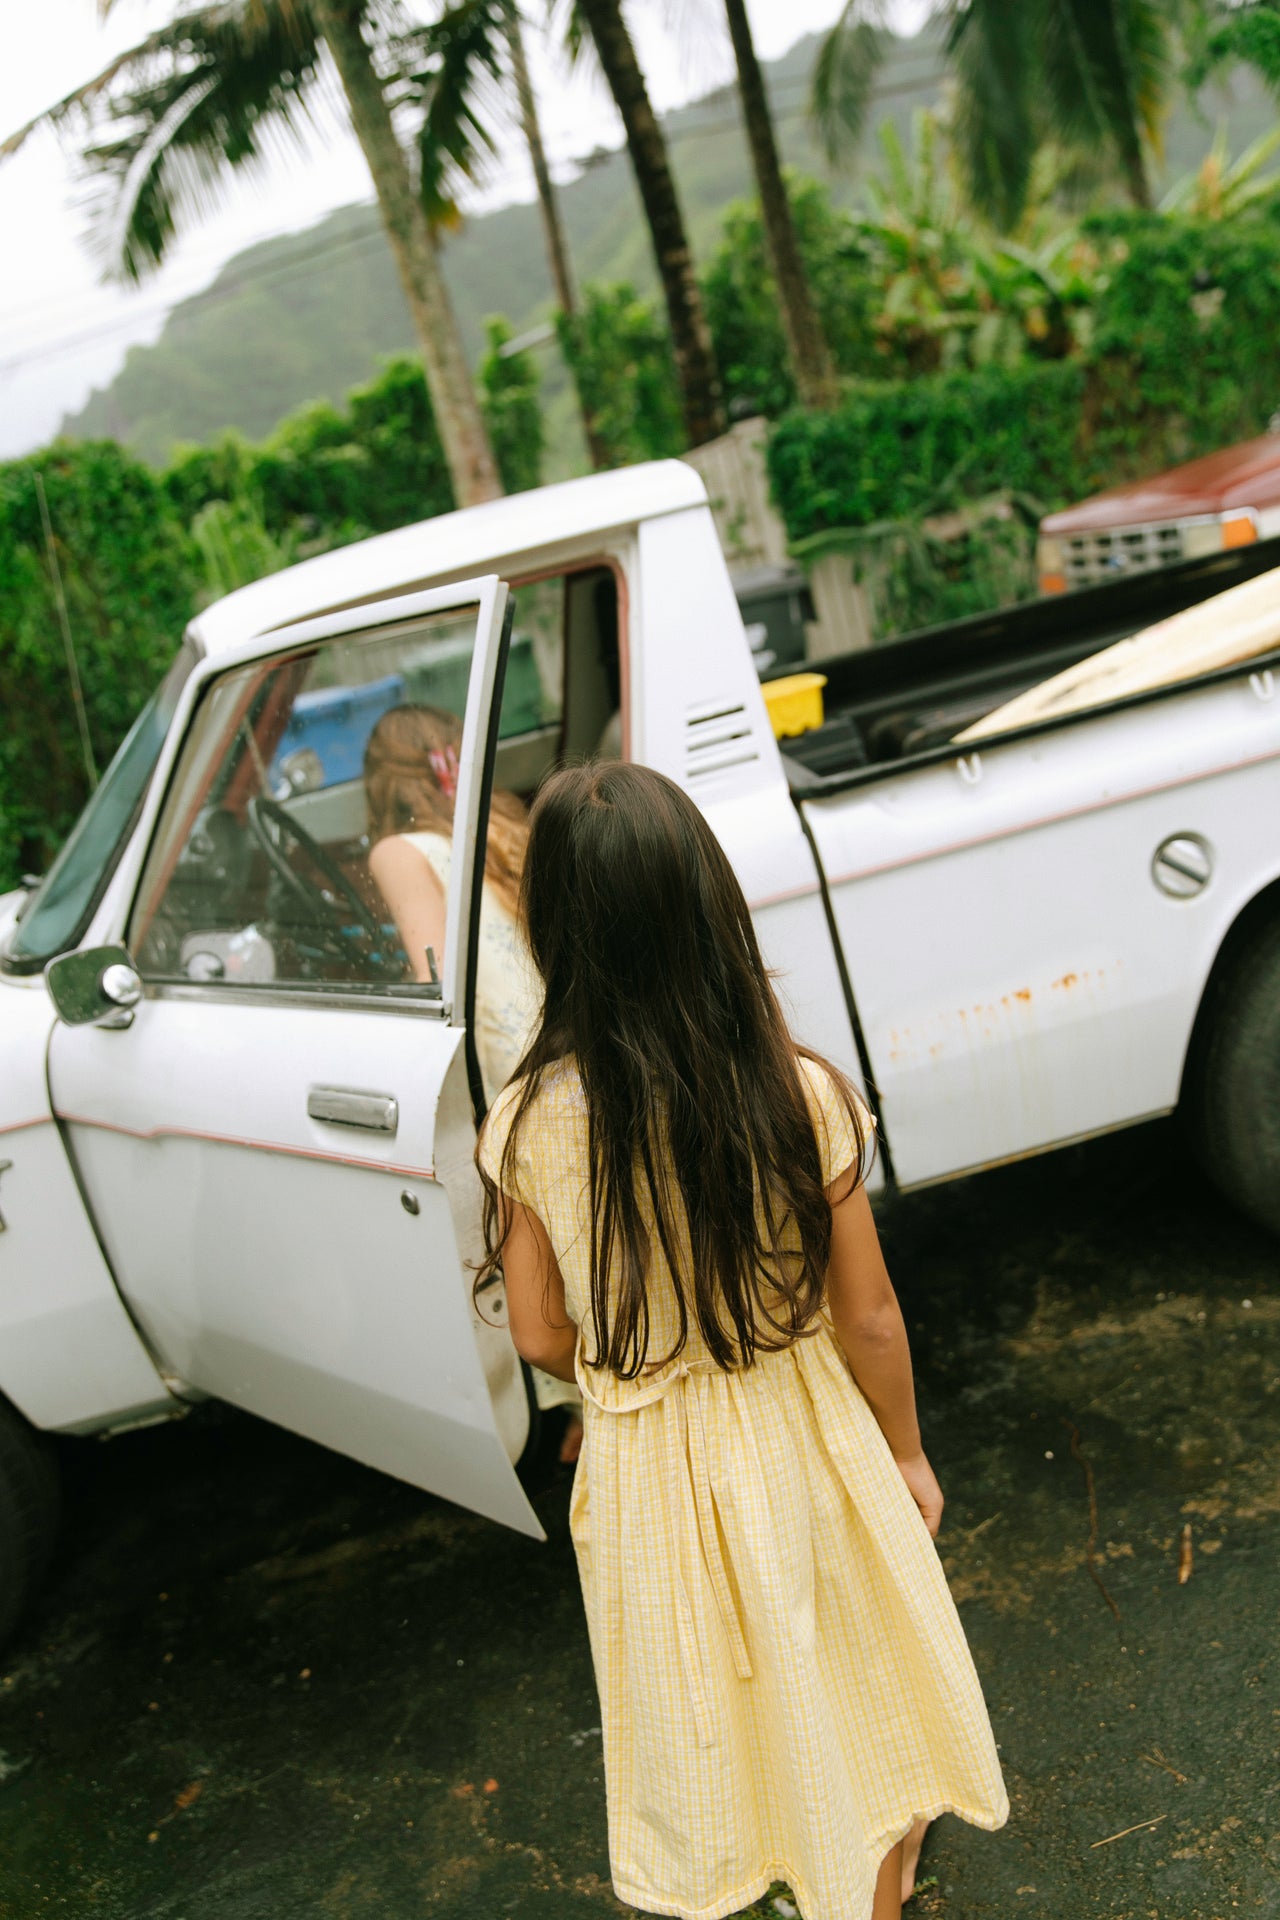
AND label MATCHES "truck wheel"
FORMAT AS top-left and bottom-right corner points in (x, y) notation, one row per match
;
(0, 1398), (60, 1649)
(1187, 914), (1280, 1237)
